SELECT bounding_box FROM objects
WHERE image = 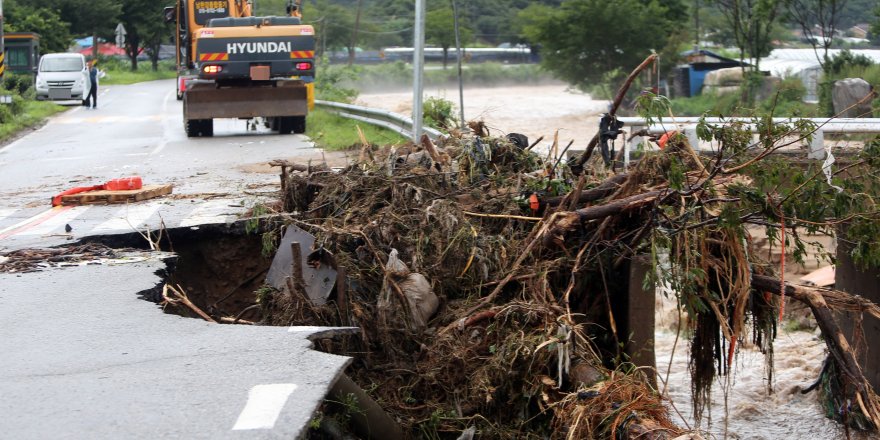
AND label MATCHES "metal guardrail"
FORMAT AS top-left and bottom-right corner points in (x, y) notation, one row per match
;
(617, 117), (880, 162)
(314, 100), (444, 141)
